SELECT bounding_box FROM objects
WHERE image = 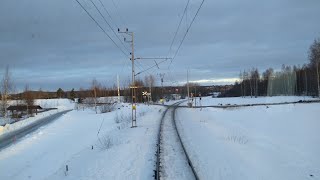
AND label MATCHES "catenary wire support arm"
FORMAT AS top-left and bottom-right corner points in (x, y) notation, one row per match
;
(135, 57), (172, 60)
(134, 58), (172, 76)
